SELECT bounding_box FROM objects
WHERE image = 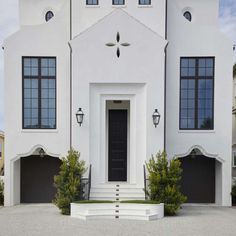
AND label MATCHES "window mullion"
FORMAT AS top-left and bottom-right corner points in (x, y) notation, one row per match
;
(38, 58), (41, 129)
(195, 59), (199, 130)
